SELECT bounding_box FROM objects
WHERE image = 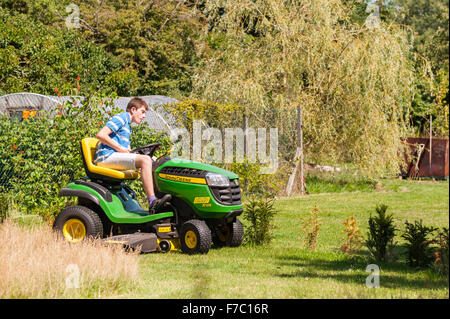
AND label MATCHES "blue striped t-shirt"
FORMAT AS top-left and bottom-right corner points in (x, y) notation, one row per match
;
(94, 112), (132, 164)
